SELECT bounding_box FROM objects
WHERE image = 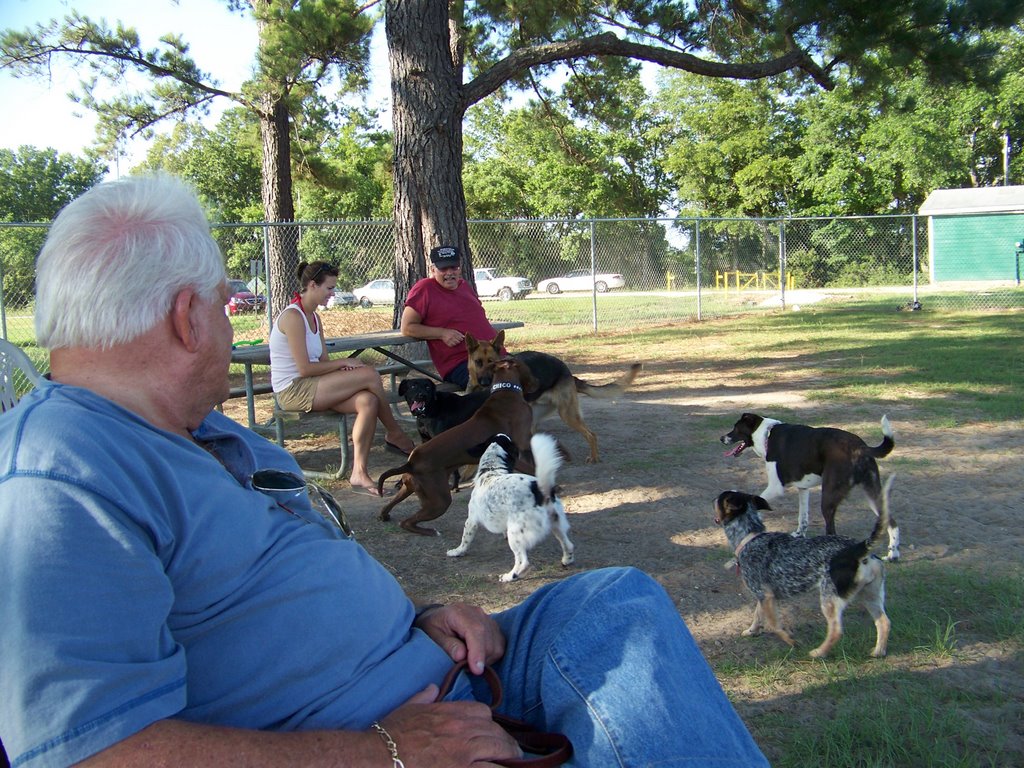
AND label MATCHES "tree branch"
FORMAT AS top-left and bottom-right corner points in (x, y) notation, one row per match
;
(6, 42), (241, 103)
(461, 32), (834, 110)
